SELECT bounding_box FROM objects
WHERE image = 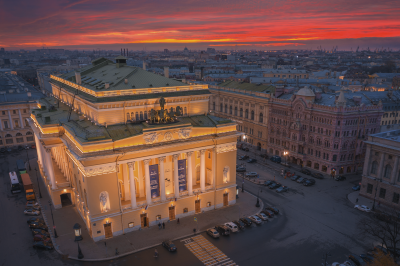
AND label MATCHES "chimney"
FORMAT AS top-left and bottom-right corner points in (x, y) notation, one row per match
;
(27, 92), (31, 97)
(105, 83), (110, 89)
(124, 79), (128, 84)
(164, 67), (169, 78)
(143, 61), (147, 70)
(75, 72), (82, 85)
